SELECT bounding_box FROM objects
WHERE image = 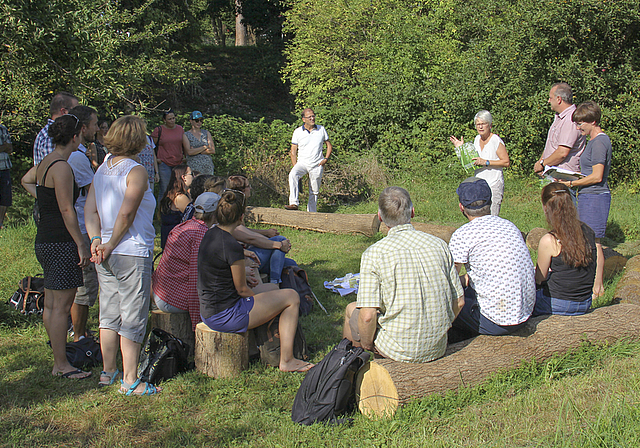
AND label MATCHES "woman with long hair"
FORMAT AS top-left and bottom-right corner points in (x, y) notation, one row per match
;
(21, 114), (92, 379)
(534, 182), (596, 316)
(159, 164), (193, 248)
(85, 115), (158, 394)
(198, 190), (313, 372)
